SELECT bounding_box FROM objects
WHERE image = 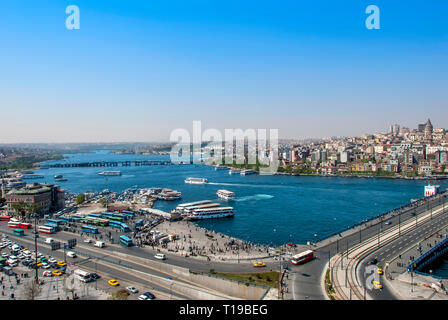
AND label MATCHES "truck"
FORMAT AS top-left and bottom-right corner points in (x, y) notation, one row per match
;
(94, 241), (105, 248)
